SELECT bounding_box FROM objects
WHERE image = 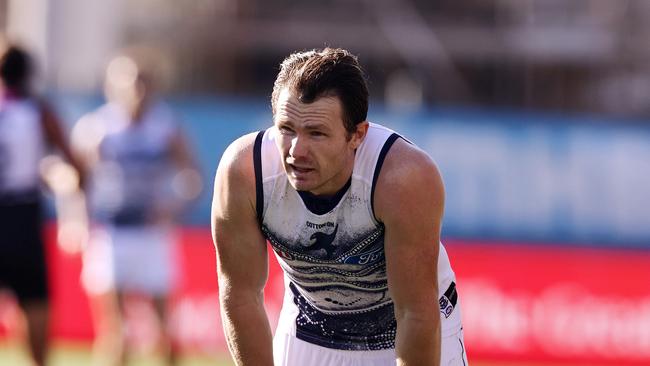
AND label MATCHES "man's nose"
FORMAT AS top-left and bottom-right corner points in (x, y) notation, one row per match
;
(289, 136), (307, 158)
